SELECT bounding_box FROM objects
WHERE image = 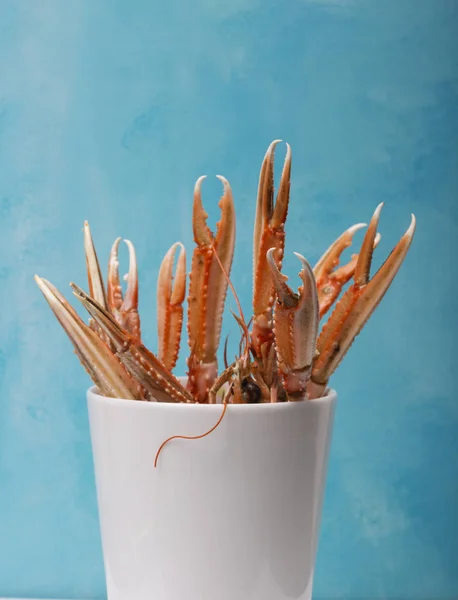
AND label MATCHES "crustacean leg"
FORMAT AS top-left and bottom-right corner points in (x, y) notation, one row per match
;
(157, 242), (186, 371)
(187, 175), (236, 403)
(107, 237), (141, 341)
(35, 276), (142, 400)
(314, 223), (381, 318)
(266, 249), (319, 400)
(72, 284), (193, 403)
(251, 140), (291, 374)
(309, 204), (416, 399)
